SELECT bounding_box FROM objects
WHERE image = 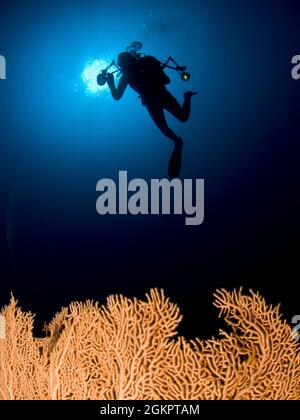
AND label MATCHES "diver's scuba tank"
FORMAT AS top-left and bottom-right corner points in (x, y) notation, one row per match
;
(126, 42), (192, 82)
(96, 42), (192, 87)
